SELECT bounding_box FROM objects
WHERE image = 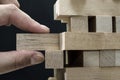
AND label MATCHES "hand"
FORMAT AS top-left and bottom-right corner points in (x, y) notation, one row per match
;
(0, 3), (50, 74)
(0, 4), (49, 33)
(0, 0), (20, 7)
